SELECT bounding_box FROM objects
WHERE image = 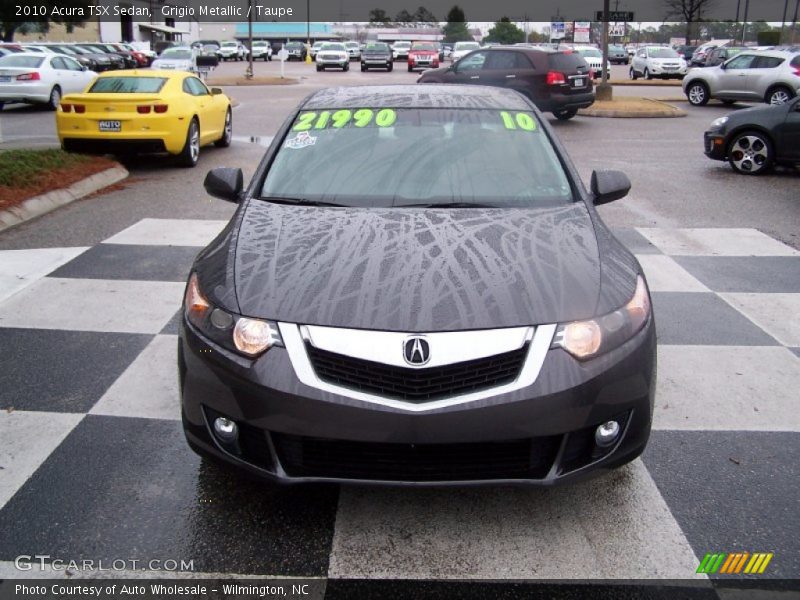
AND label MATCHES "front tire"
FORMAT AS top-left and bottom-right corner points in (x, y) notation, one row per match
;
(214, 108), (232, 148)
(387, 63), (393, 72)
(644, 68), (652, 80)
(178, 119), (200, 168)
(629, 67), (638, 80)
(553, 108), (578, 121)
(47, 86), (61, 111)
(361, 64), (367, 72)
(727, 131), (773, 175)
(343, 63), (349, 71)
(686, 81), (710, 106)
